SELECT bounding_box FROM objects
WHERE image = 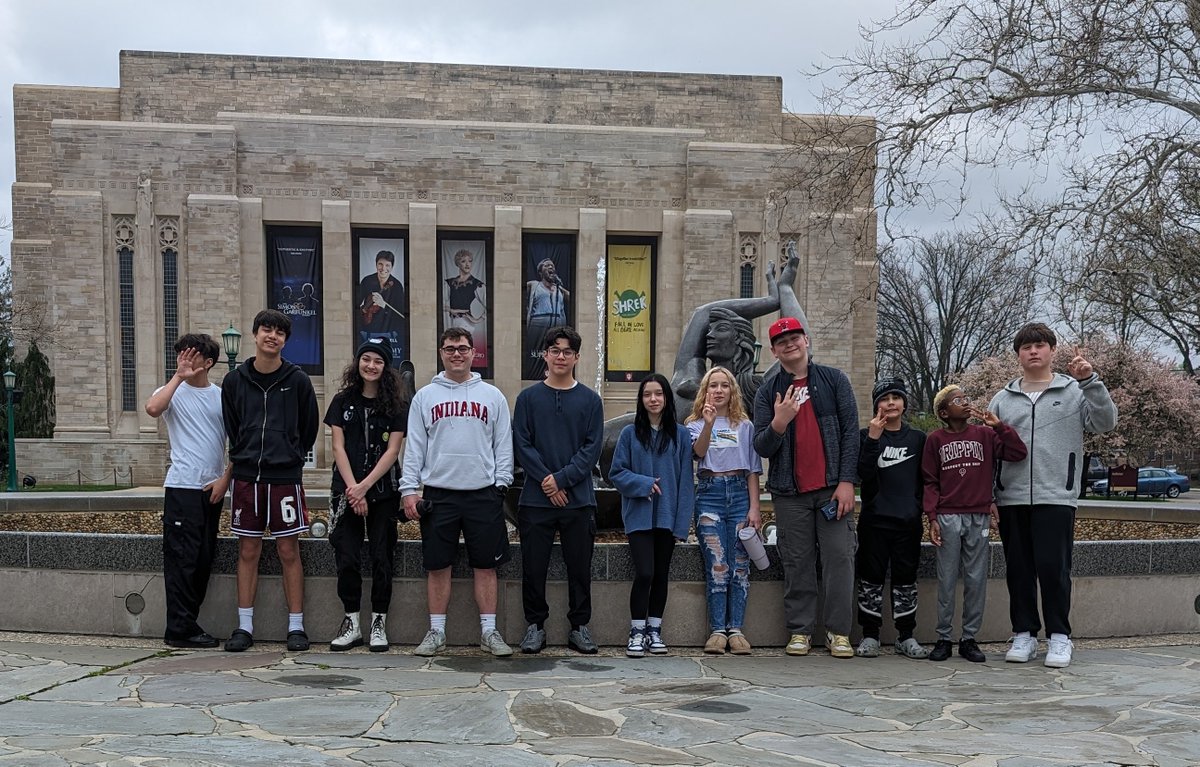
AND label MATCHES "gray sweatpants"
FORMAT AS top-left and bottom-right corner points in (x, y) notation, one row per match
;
(774, 487), (857, 636)
(935, 513), (991, 641)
